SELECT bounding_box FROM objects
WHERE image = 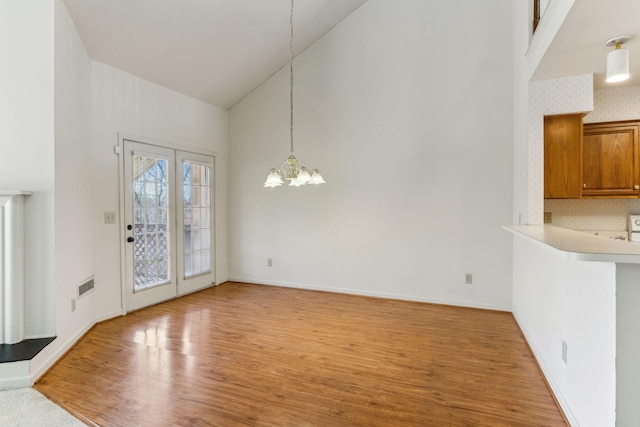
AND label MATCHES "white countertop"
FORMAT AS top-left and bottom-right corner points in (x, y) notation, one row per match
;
(504, 224), (640, 264)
